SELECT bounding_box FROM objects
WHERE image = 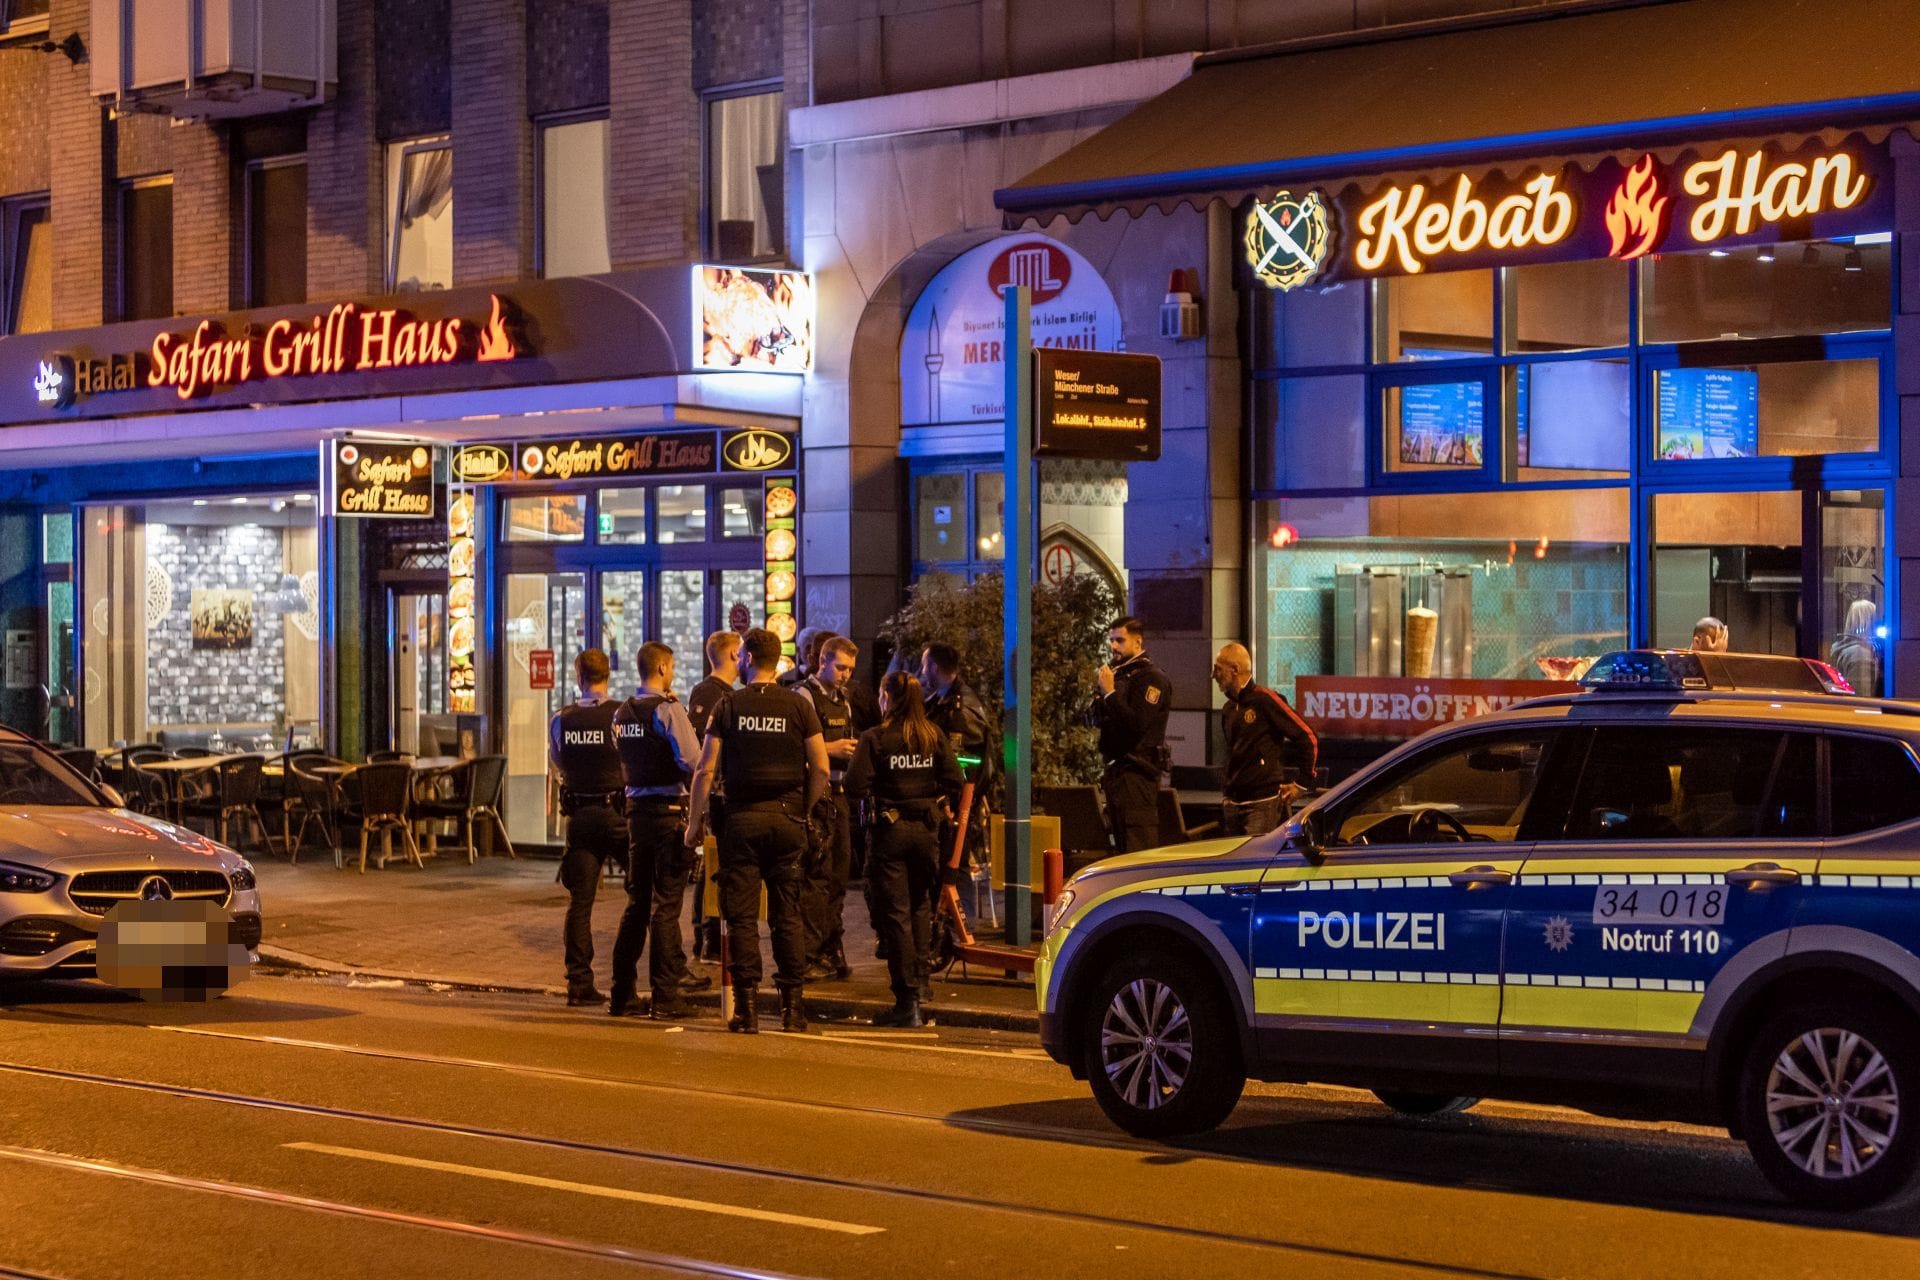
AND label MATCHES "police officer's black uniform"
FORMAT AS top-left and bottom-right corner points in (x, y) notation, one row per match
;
(922, 675), (993, 973)
(800, 674), (856, 978)
(551, 695), (626, 1003)
(1220, 680), (1318, 838)
(610, 689), (702, 1016)
(845, 723), (963, 1024)
(685, 672), (735, 960)
(706, 681), (823, 1022)
(1093, 652), (1173, 854)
